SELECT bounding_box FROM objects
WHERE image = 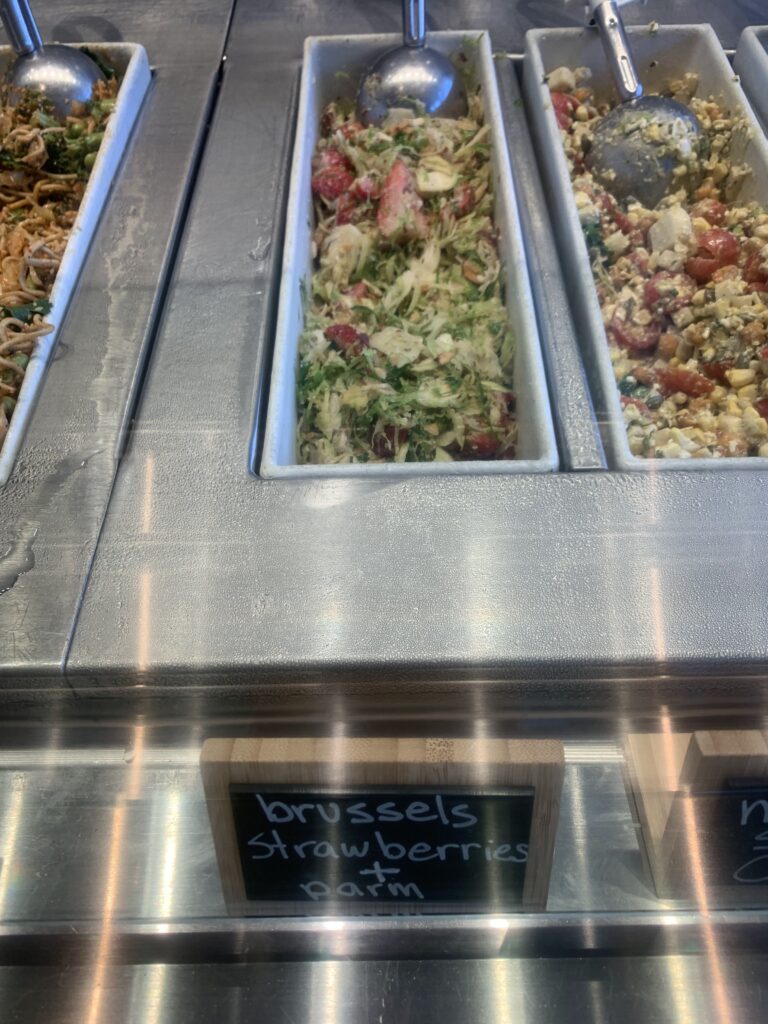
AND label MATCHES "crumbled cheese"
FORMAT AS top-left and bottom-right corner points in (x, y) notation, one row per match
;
(648, 205), (695, 253)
